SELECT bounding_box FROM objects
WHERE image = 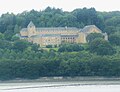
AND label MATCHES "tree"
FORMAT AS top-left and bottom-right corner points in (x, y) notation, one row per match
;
(89, 38), (116, 55)
(58, 43), (84, 52)
(0, 32), (5, 40)
(4, 29), (14, 40)
(46, 45), (52, 48)
(109, 33), (120, 45)
(31, 43), (39, 52)
(11, 35), (20, 41)
(104, 26), (116, 35)
(0, 40), (12, 49)
(86, 33), (104, 43)
(0, 13), (16, 33)
(14, 24), (20, 33)
(13, 40), (30, 51)
(72, 7), (104, 28)
(105, 16), (120, 27)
